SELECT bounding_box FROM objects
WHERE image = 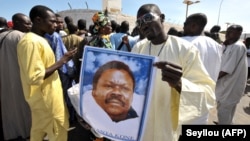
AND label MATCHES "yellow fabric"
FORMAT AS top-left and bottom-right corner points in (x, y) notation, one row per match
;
(101, 34), (110, 41)
(17, 32), (69, 141)
(30, 110), (67, 141)
(132, 36), (215, 141)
